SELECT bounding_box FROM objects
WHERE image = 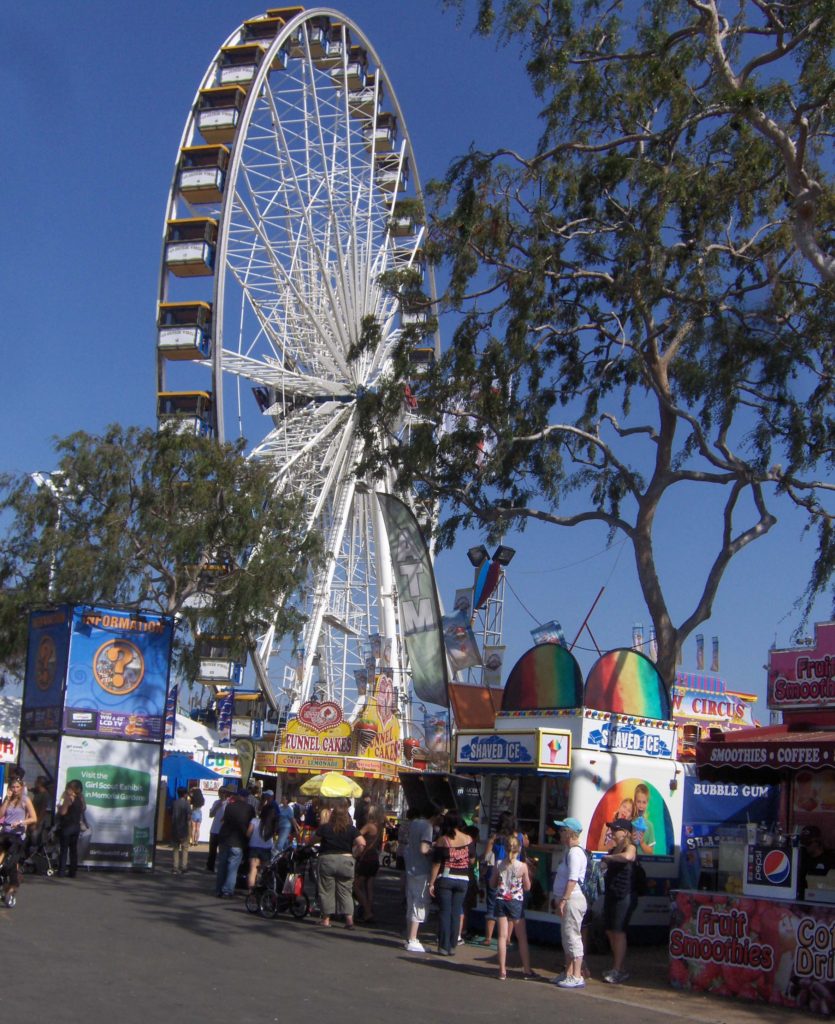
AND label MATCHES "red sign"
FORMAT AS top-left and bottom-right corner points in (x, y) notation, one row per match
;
(670, 891), (835, 1013)
(768, 622), (835, 712)
(696, 731), (835, 774)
